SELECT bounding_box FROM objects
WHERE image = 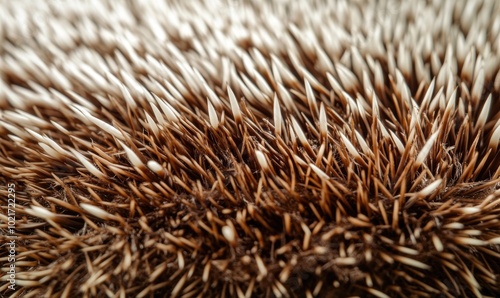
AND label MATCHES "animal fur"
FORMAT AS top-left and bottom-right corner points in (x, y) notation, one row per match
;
(1, 0), (500, 297)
